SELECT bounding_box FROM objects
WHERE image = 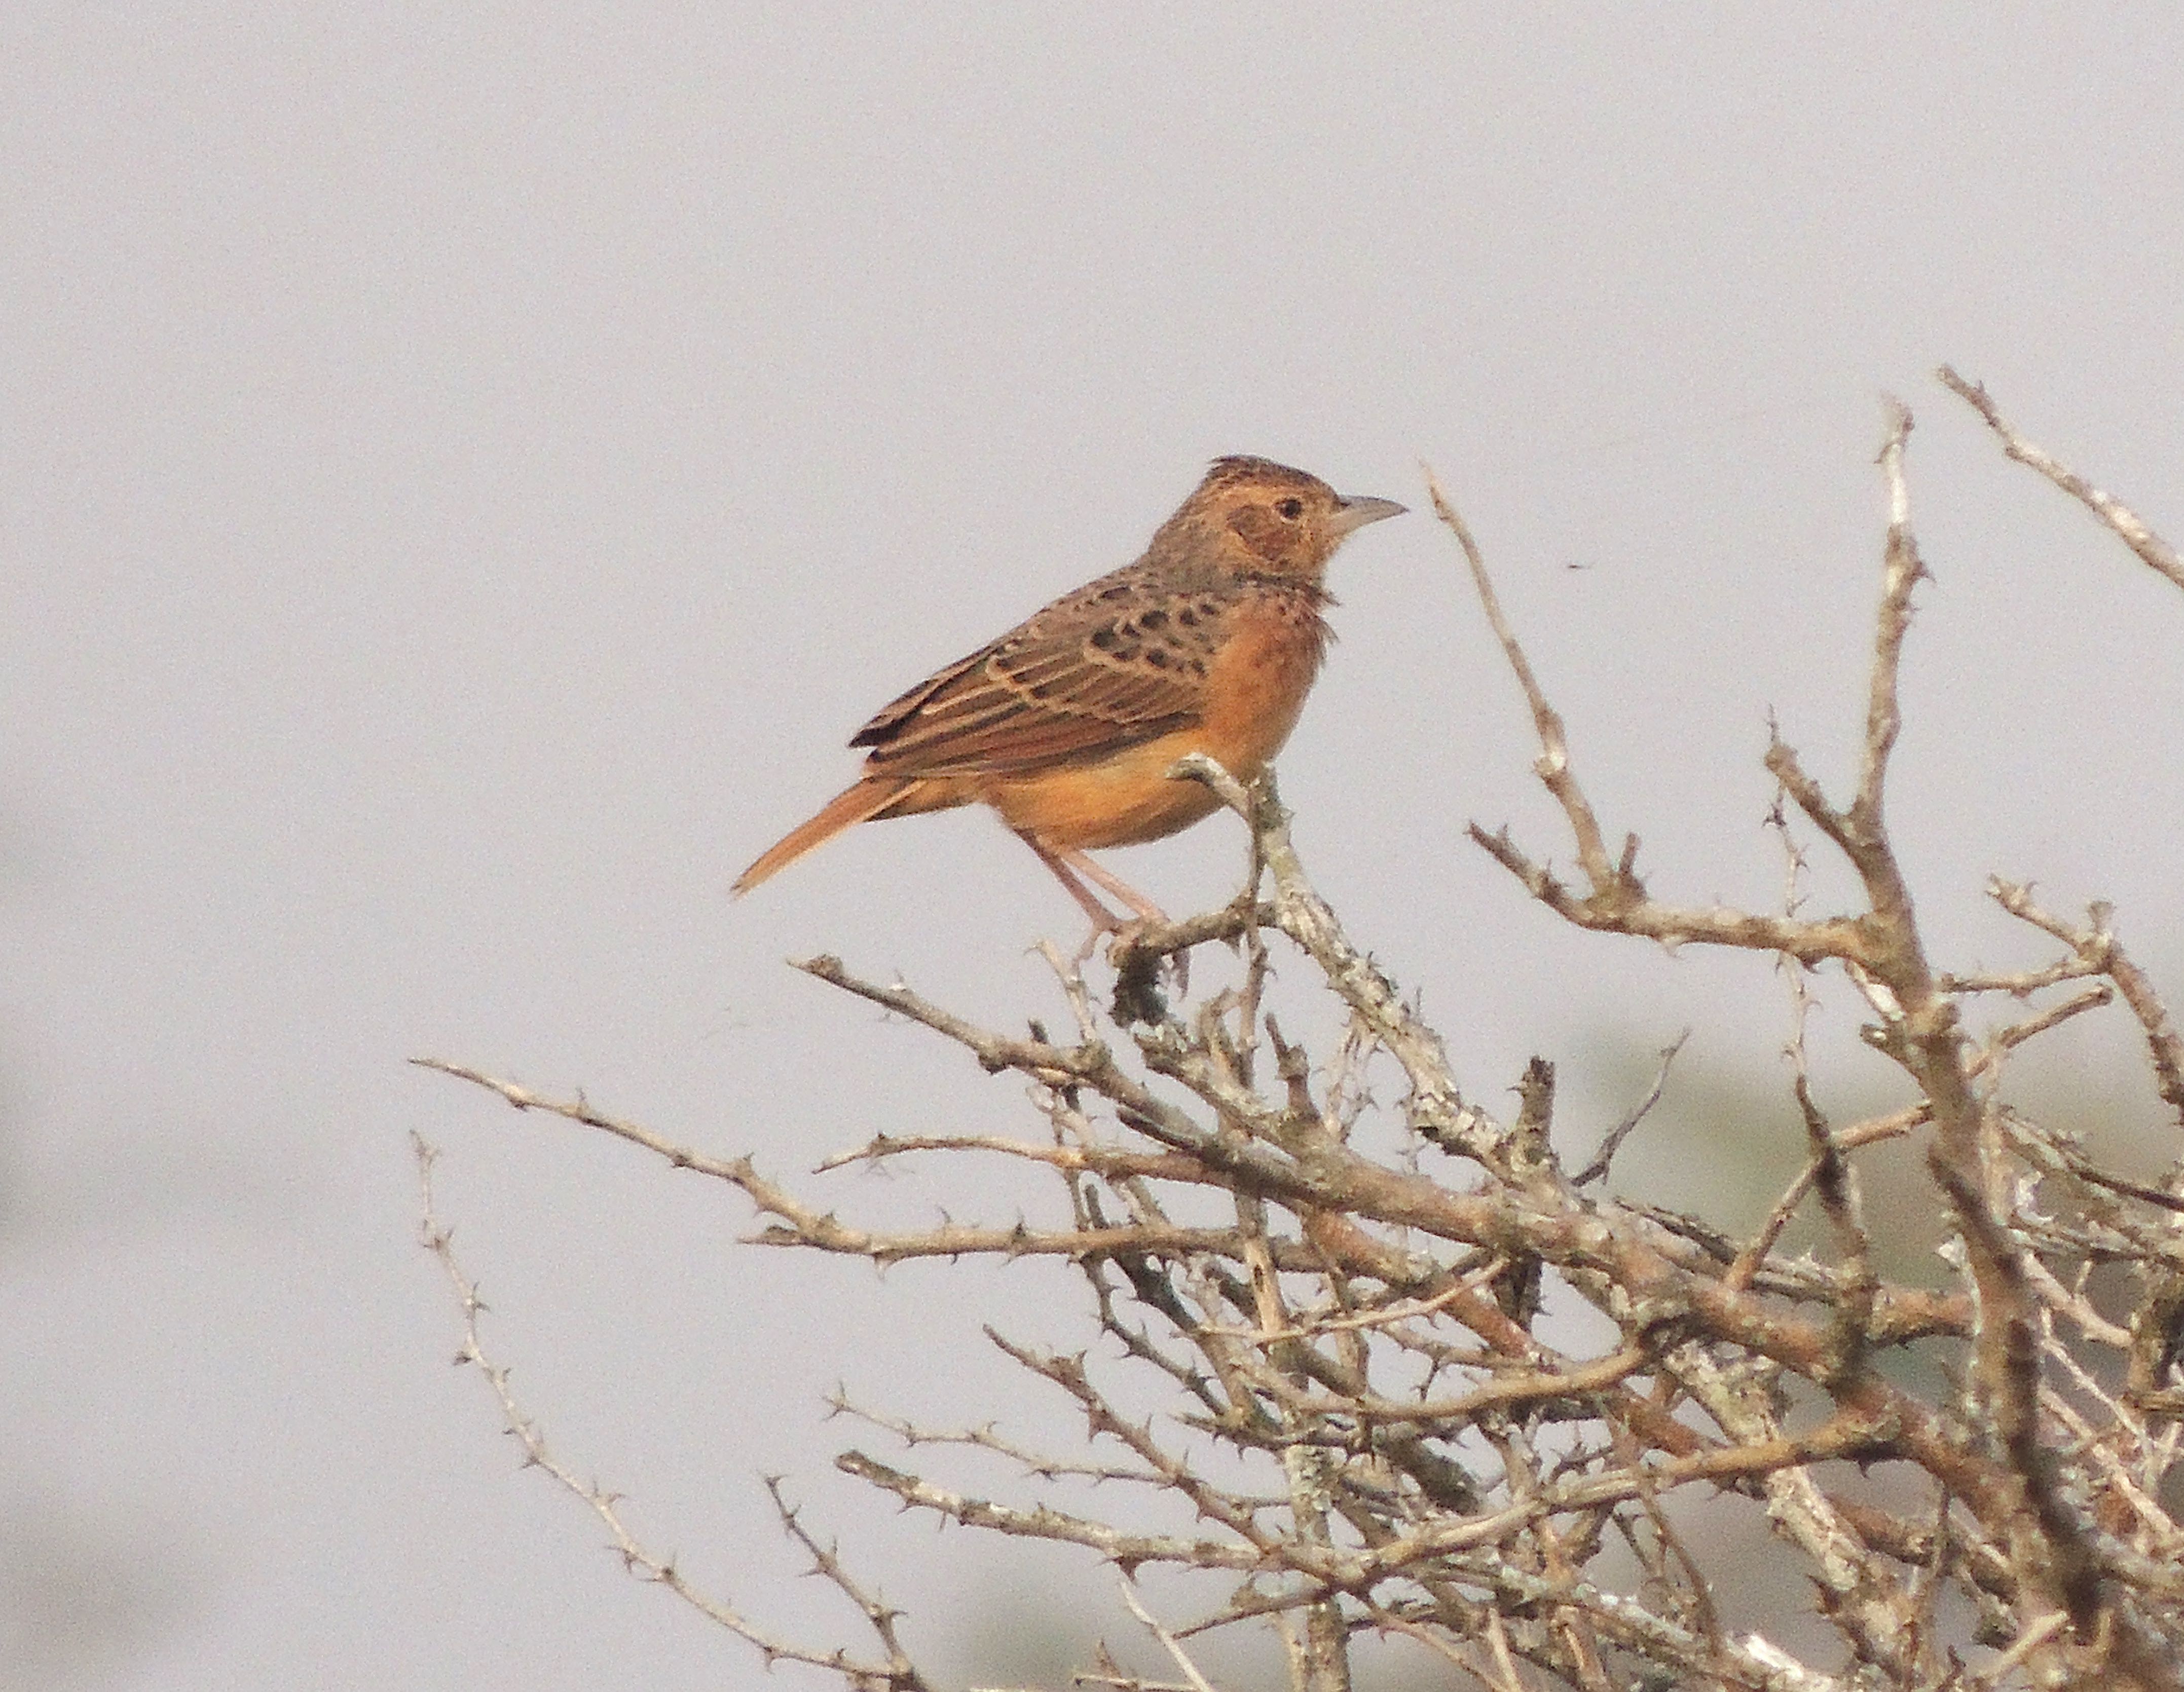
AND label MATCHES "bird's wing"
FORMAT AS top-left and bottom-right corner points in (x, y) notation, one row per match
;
(849, 568), (1229, 778)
